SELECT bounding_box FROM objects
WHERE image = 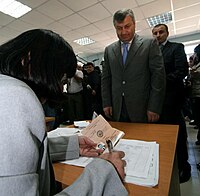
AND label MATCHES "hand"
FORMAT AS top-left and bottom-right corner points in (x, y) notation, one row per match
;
(103, 107), (112, 119)
(91, 90), (96, 96)
(78, 136), (103, 157)
(100, 151), (126, 180)
(147, 111), (160, 122)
